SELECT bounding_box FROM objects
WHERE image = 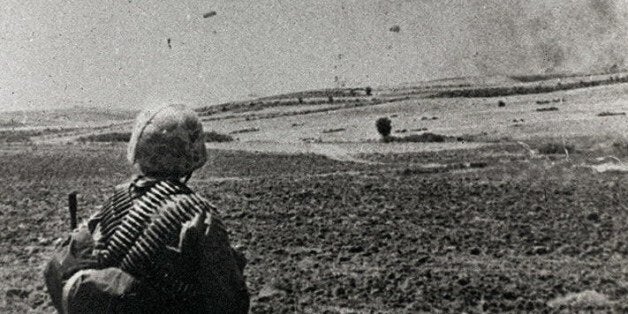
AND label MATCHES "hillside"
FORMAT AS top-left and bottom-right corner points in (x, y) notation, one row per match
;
(2, 72), (627, 156)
